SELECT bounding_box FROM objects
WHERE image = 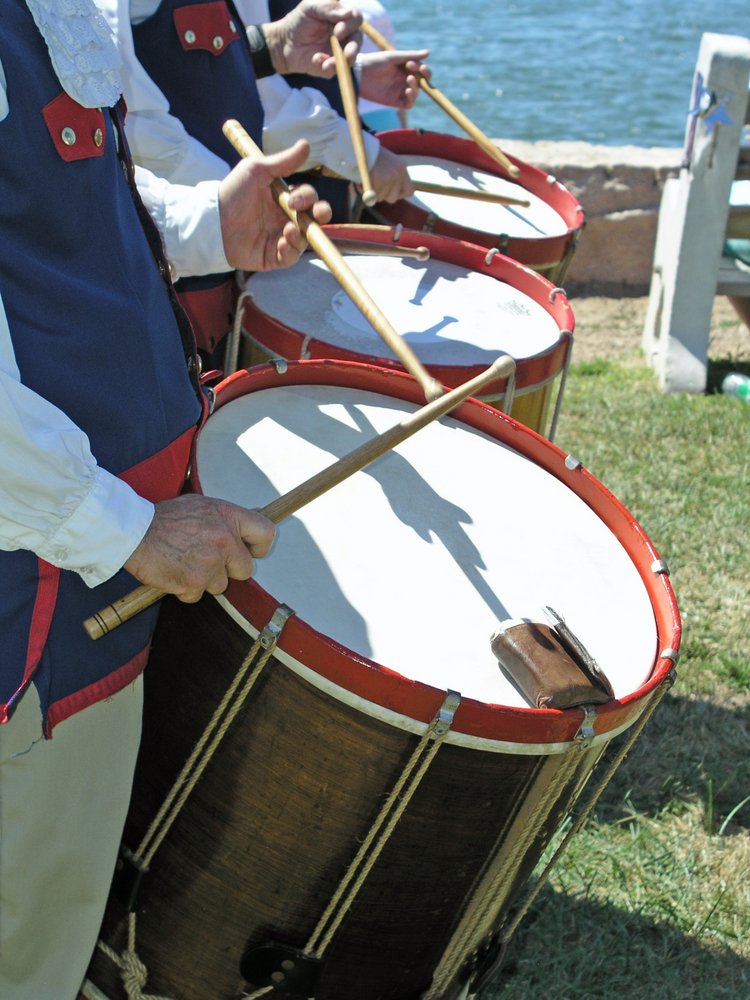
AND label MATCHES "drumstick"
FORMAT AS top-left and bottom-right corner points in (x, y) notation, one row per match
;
(322, 167), (529, 207)
(330, 238), (429, 260)
(331, 34), (377, 207)
(223, 120), (442, 403)
(360, 21), (521, 179)
(409, 181), (530, 208)
(83, 354), (516, 640)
